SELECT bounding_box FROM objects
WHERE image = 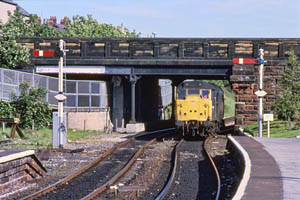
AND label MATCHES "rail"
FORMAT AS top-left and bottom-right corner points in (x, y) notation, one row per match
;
(155, 138), (184, 200)
(81, 131), (171, 200)
(21, 128), (173, 200)
(204, 136), (221, 200)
